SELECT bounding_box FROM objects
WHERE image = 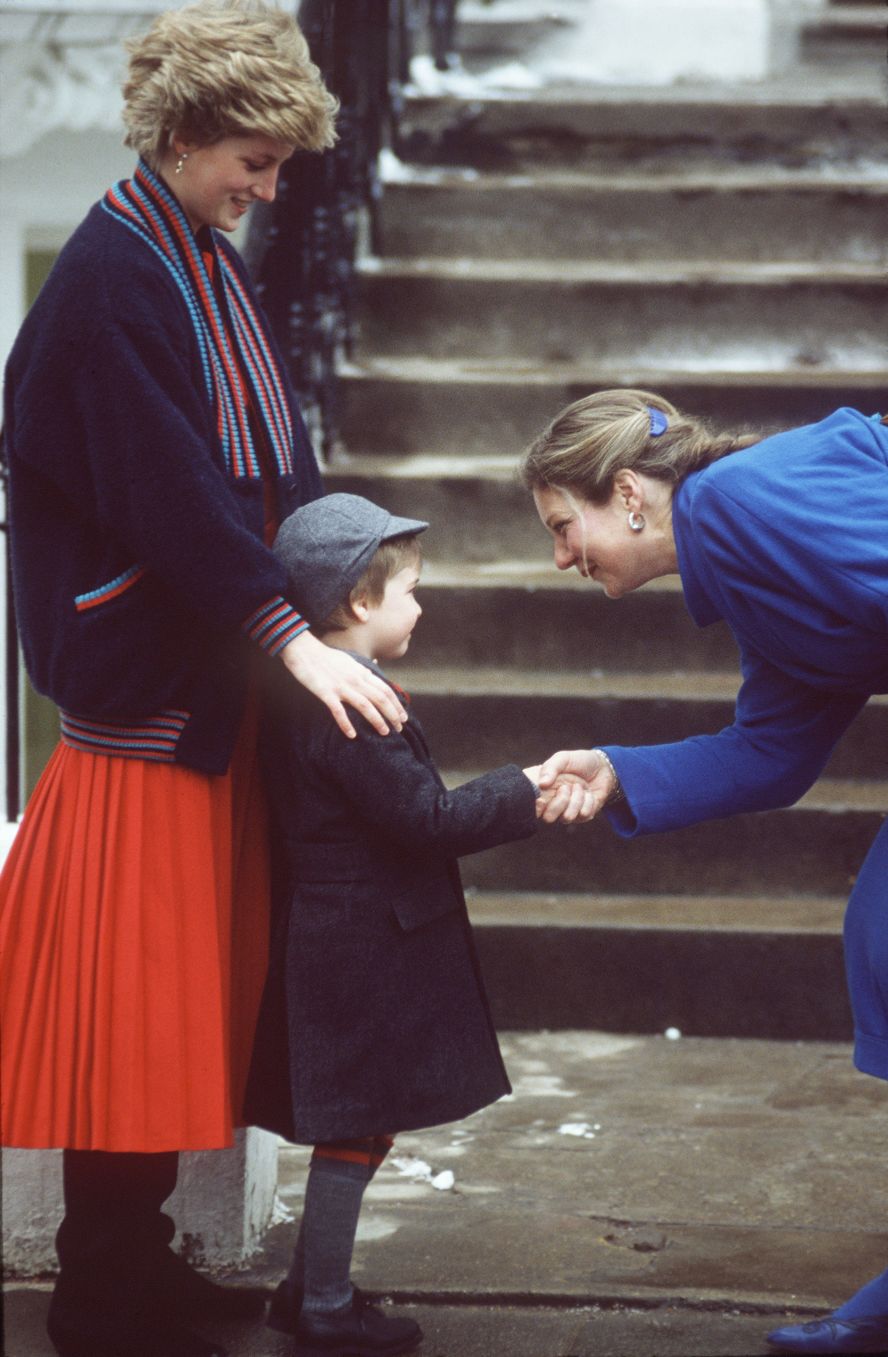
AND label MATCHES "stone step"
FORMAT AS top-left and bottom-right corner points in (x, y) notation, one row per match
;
(399, 85), (888, 171)
(337, 358), (887, 455)
(376, 171), (888, 264)
(455, 1), (570, 63)
(802, 5), (887, 61)
(407, 568), (742, 671)
(329, 445), (888, 569)
(356, 258), (887, 367)
(325, 452), (549, 562)
(448, 774), (885, 897)
(394, 667), (888, 782)
(379, 567), (770, 673)
(468, 891), (852, 1038)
